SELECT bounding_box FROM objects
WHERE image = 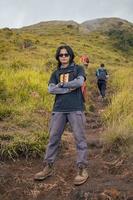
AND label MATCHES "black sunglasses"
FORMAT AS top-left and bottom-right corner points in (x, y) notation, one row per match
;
(59, 53), (69, 57)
